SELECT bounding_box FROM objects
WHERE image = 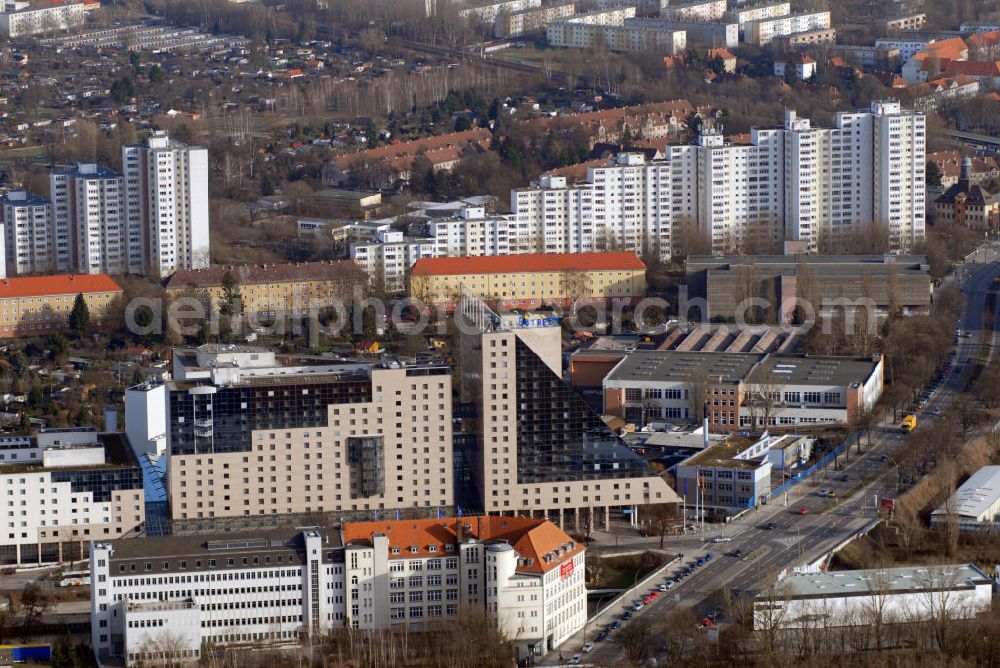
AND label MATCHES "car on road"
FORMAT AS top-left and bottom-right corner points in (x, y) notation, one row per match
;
(929, 407), (942, 416)
(797, 507), (810, 515)
(711, 535), (733, 543)
(610, 620), (622, 630)
(760, 522), (777, 530)
(583, 642), (594, 653)
(659, 583), (668, 592)
(730, 549), (745, 559)
(633, 600), (644, 611)
(596, 630), (609, 642)
(665, 579), (675, 589)
(569, 654), (582, 665)
(704, 552), (713, 561)
(695, 557), (705, 566)
(818, 488), (836, 498)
